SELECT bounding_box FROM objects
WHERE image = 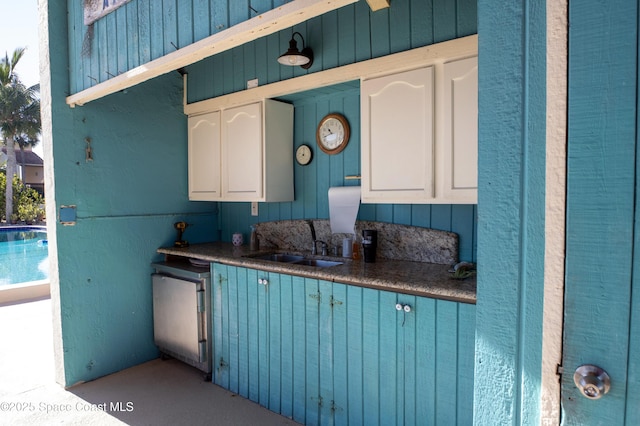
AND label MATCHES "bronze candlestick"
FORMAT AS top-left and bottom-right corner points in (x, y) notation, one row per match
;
(174, 221), (189, 247)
